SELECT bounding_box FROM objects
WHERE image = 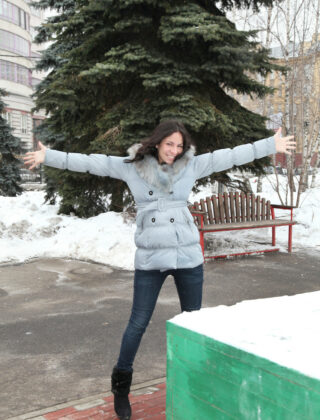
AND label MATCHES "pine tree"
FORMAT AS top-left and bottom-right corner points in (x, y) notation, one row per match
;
(0, 90), (22, 196)
(33, 0), (280, 217)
